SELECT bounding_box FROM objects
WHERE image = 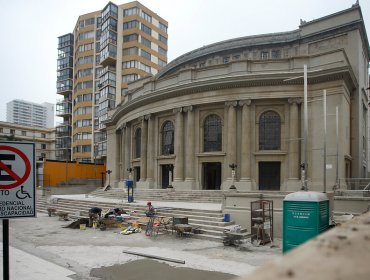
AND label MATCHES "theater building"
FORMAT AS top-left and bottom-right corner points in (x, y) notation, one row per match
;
(105, 4), (369, 192)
